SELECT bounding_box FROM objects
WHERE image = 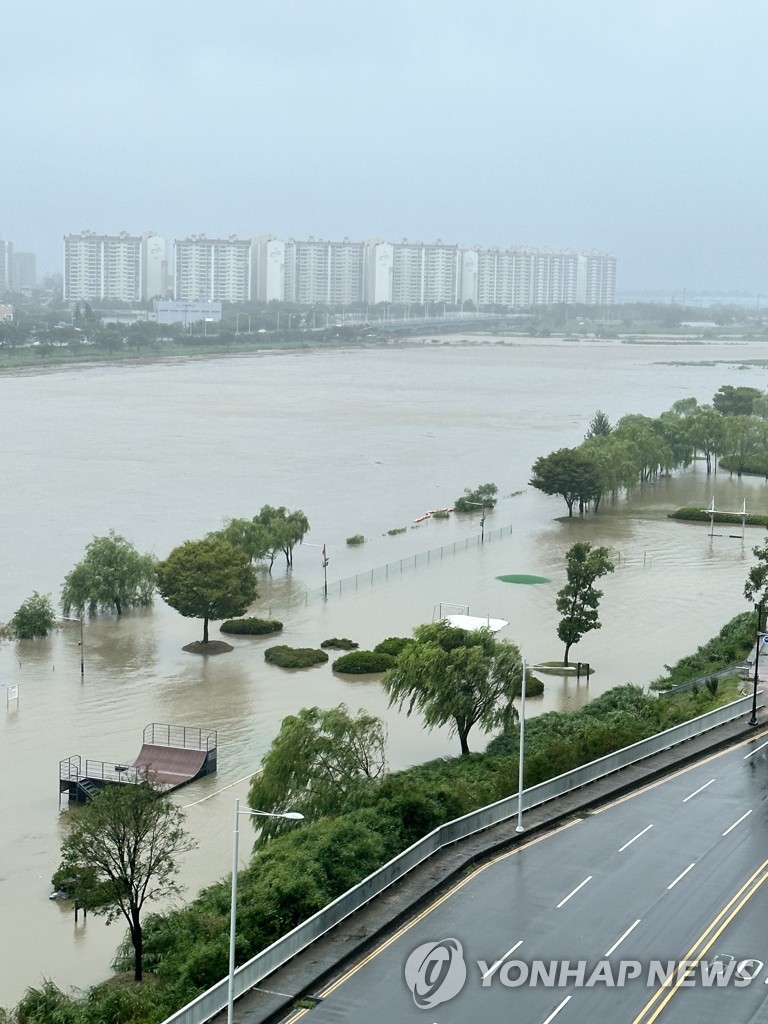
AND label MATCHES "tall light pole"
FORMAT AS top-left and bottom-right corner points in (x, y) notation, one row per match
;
(516, 660), (527, 832)
(464, 500), (487, 543)
(750, 602), (764, 727)
(228, 800), (304, 1024)
(58, 614), (84, 678)
(304, 542), (330, 598)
